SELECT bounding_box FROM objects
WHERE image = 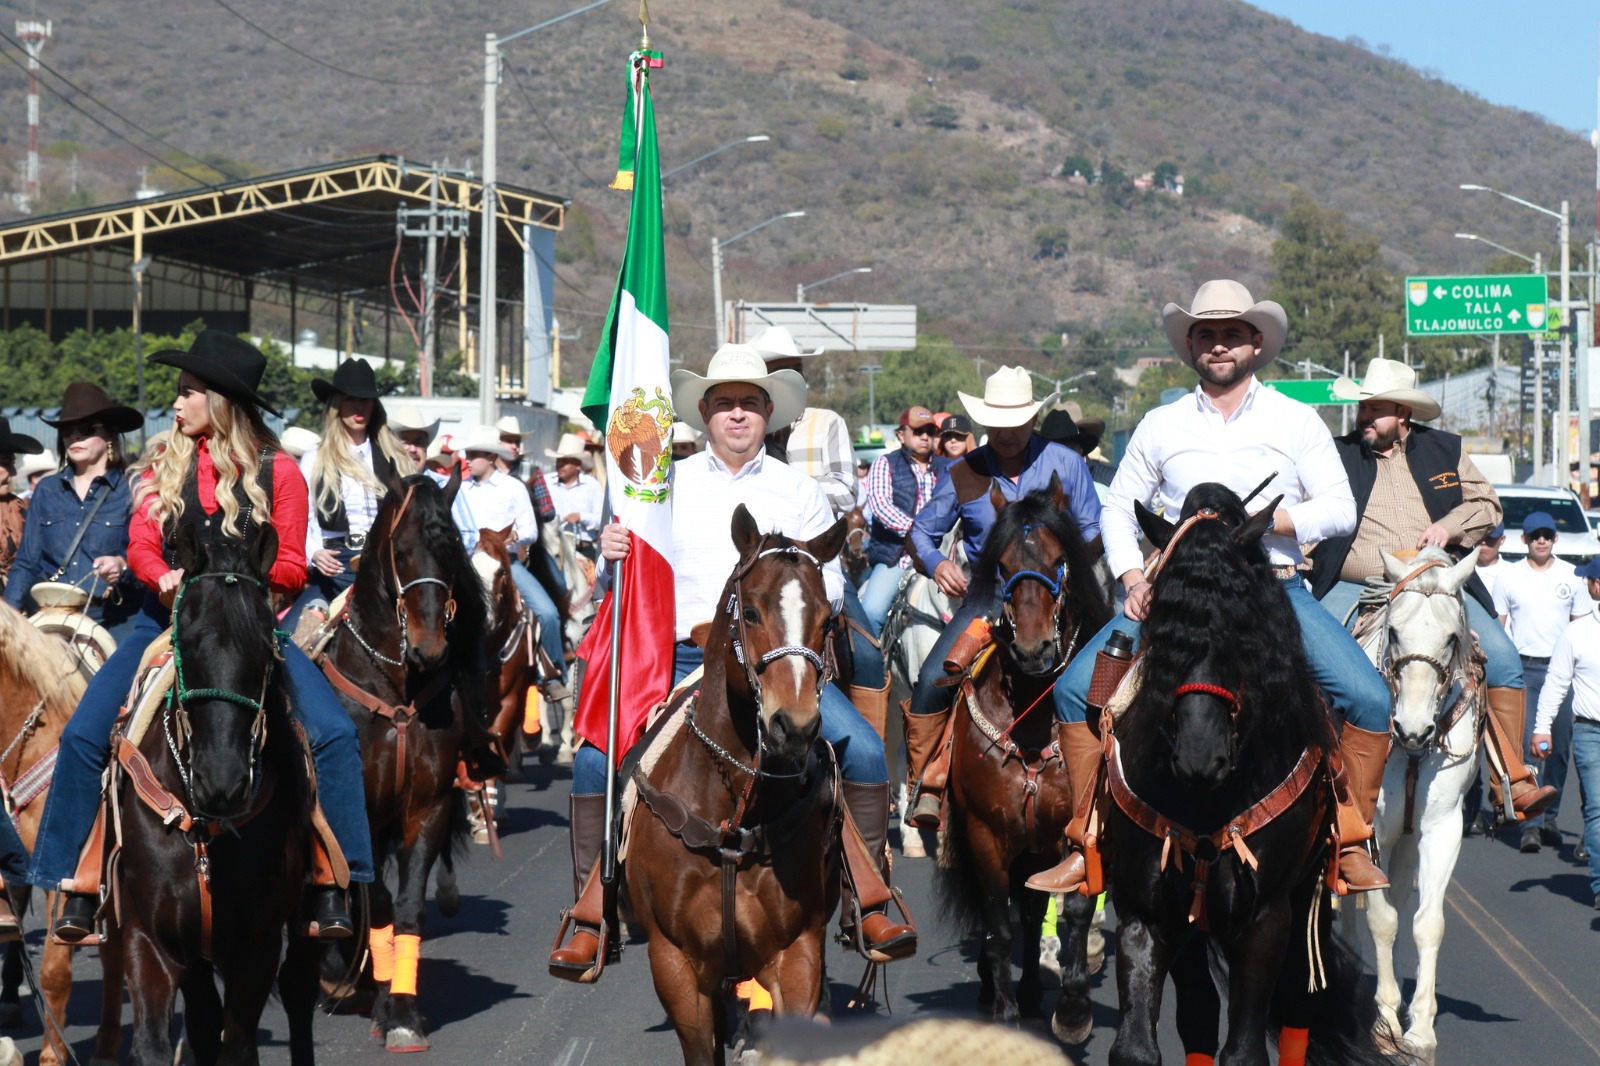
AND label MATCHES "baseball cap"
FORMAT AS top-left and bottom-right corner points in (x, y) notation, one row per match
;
(939, 414), (973, 436)
(1576, 557), (1600, 580)
(898, 405), (938, 429)
(1487, 522), (1505, 540)
(1521, 511), (1557, 536)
